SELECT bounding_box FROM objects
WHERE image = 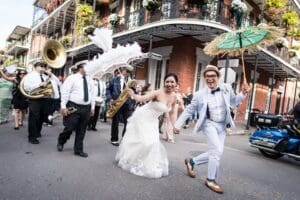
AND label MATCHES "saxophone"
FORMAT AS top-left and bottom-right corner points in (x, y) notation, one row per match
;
(106, 79), (137, 118)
